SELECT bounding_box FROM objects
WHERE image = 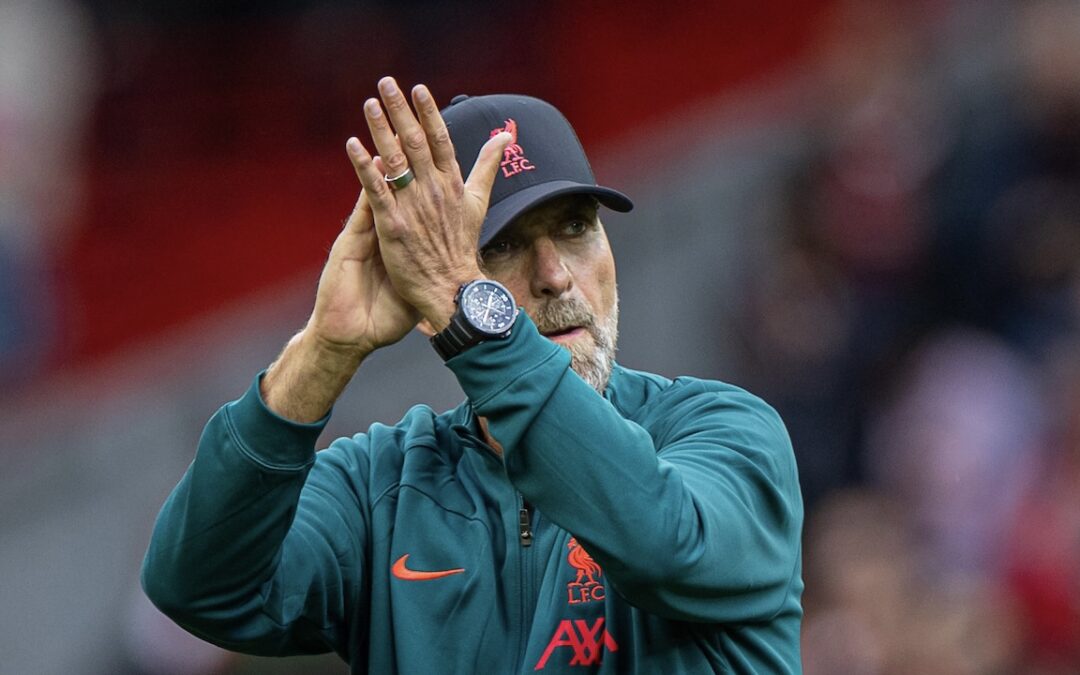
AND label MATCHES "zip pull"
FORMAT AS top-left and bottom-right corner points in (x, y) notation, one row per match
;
(518, 504), (533, 547)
